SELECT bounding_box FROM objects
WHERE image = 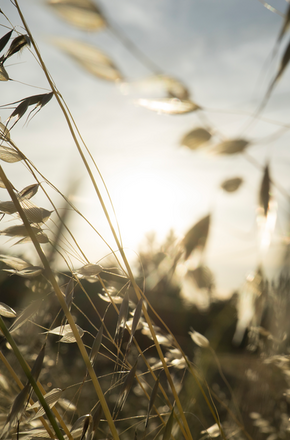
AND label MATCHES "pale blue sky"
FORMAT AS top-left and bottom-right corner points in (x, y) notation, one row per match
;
(0, 0), (289, 297)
